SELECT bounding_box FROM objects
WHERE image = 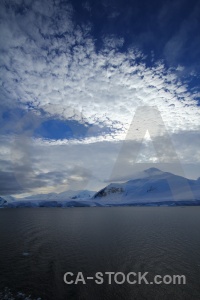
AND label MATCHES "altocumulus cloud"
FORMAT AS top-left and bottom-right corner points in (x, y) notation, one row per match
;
(0, 0), (199, 196)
